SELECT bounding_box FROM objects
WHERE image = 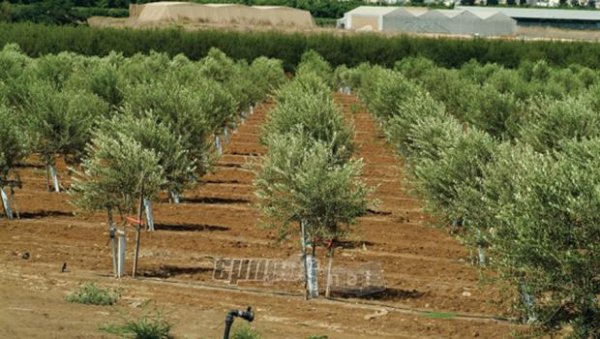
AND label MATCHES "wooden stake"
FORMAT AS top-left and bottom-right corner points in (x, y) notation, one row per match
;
(132, 181), (145, 278)
(325, 246), (335, 299)
(300, 220), (309, 300)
